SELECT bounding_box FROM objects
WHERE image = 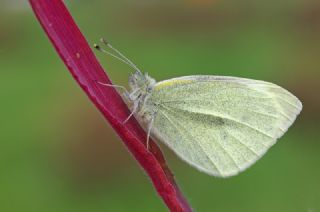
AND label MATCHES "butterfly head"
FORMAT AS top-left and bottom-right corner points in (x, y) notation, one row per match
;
(127, 71), (156, 102)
